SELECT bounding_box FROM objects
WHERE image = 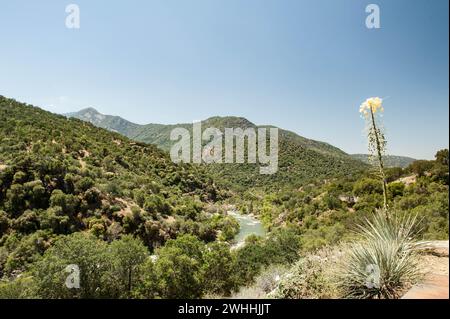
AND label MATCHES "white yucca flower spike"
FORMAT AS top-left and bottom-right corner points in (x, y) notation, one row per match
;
(360, 97), (383, 119)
